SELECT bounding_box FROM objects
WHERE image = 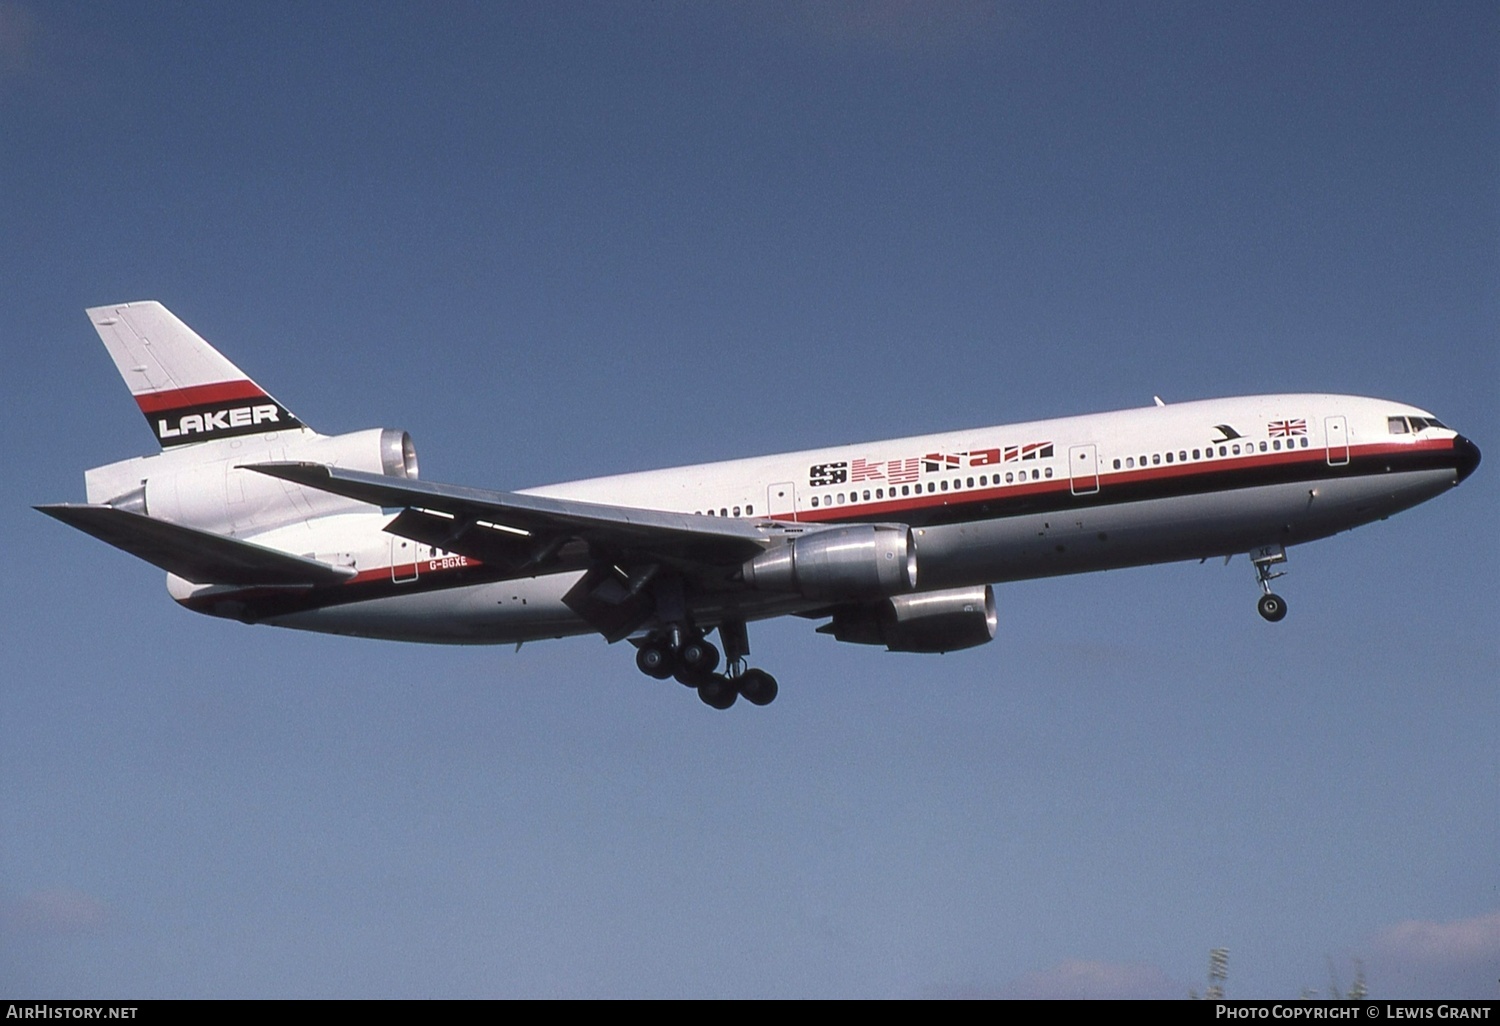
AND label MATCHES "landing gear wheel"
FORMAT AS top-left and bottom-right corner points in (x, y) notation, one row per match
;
(679, 639), (720, 677)
(674, 638), (719, 687)
(698, 674), (738, 710)
(1249, 545), (1289, 623)
(1257, 592), (1288, 622)
(636, 644), (676, 680)
(737, 668), (779, 707)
